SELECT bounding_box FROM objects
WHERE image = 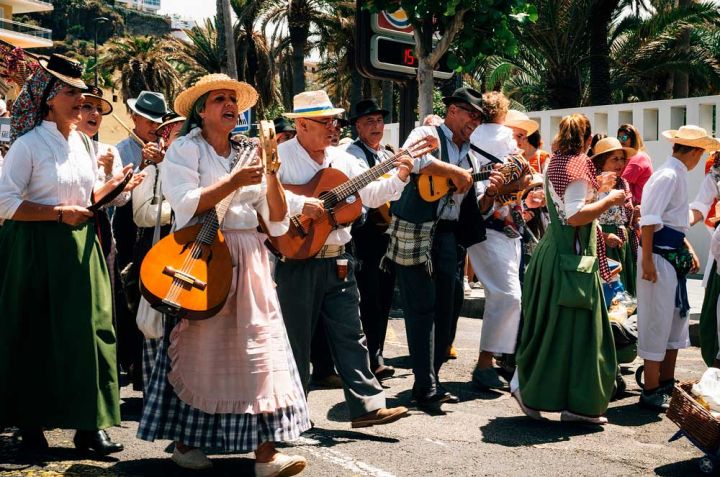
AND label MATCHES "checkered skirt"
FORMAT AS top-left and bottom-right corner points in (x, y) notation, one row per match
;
(137, 315), (311, 452)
